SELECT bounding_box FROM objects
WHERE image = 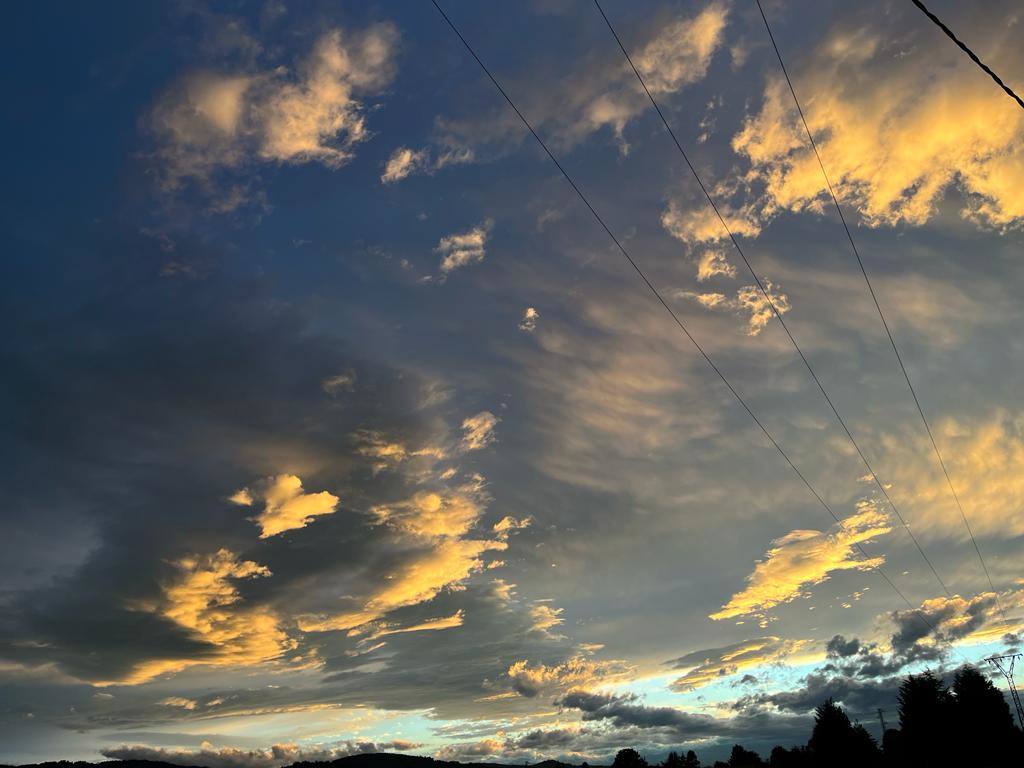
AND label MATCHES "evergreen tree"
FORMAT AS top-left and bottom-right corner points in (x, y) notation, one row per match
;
(896, 671), (953, 766)
(613, 749), (648, 768)
(951, 665), (1018, 766)
(727, 744), (764, 767)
